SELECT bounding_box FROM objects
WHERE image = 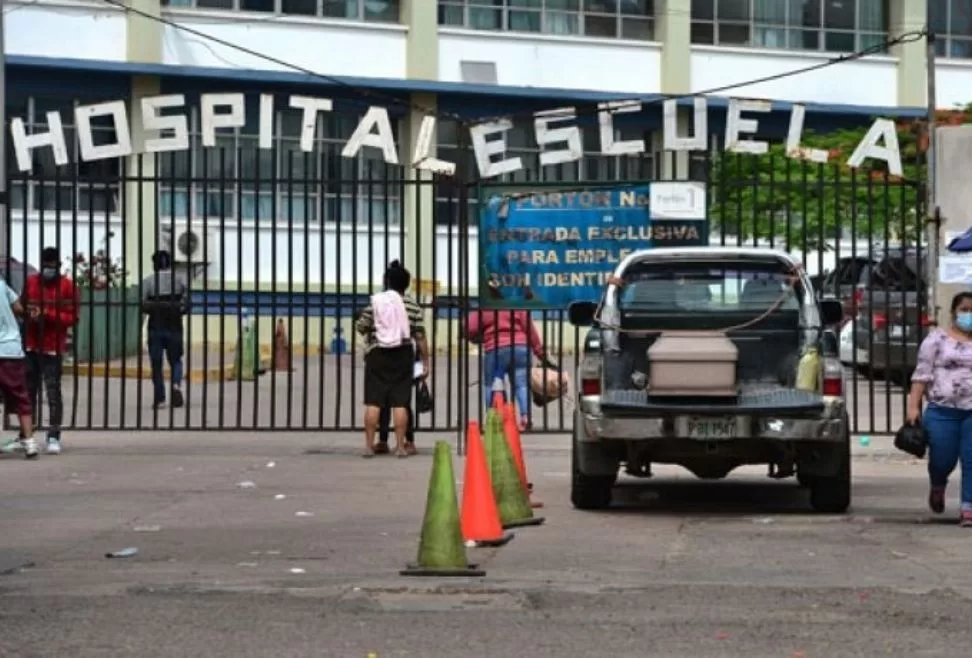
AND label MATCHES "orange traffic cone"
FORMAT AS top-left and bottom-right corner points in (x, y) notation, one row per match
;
(272, 319), (292, 372)
(503, 405), (543, 509)
(461, 421), (514, 548)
